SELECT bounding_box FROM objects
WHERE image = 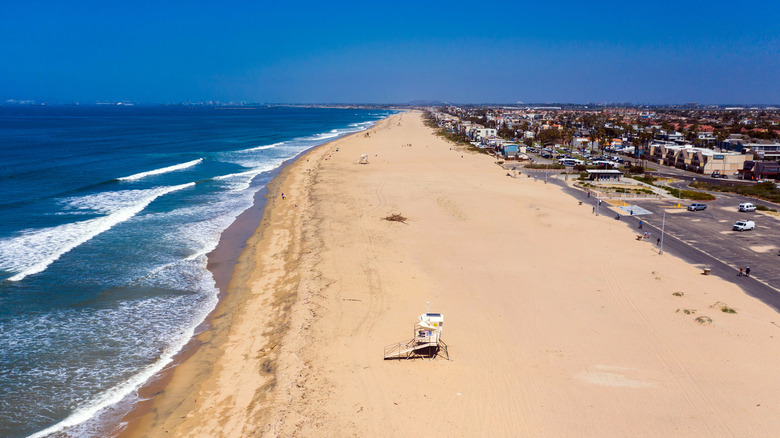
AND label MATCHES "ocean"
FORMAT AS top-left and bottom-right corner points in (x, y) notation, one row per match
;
(0, 105), (394, 438)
